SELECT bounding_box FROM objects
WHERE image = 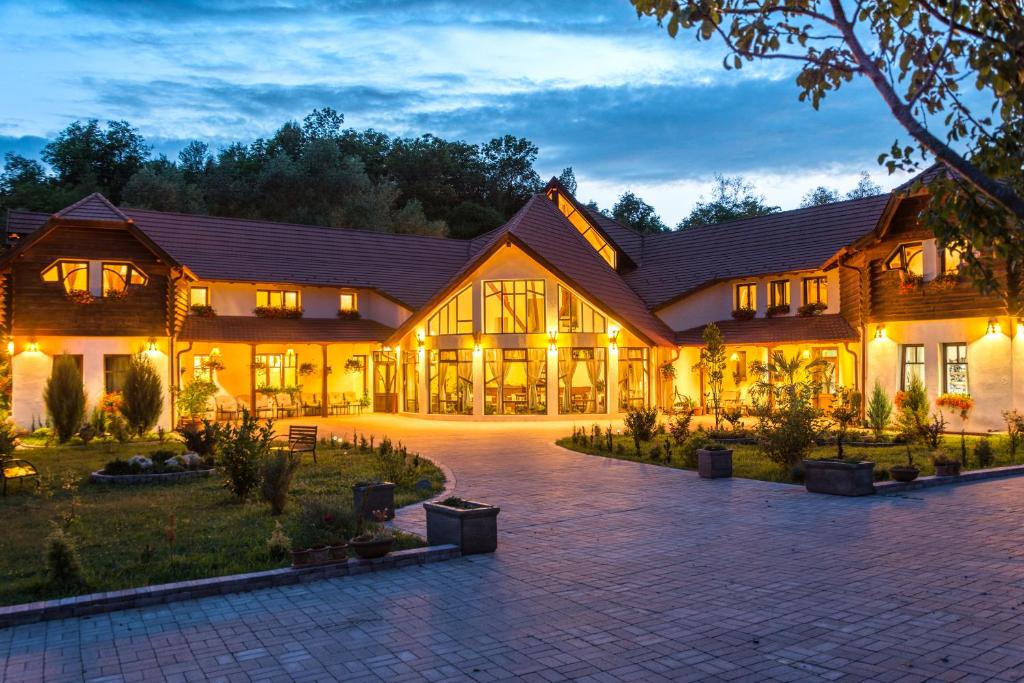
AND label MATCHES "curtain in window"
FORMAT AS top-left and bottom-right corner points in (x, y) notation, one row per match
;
(526, 351), (543, 412)
(558, 350), (576, 413)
